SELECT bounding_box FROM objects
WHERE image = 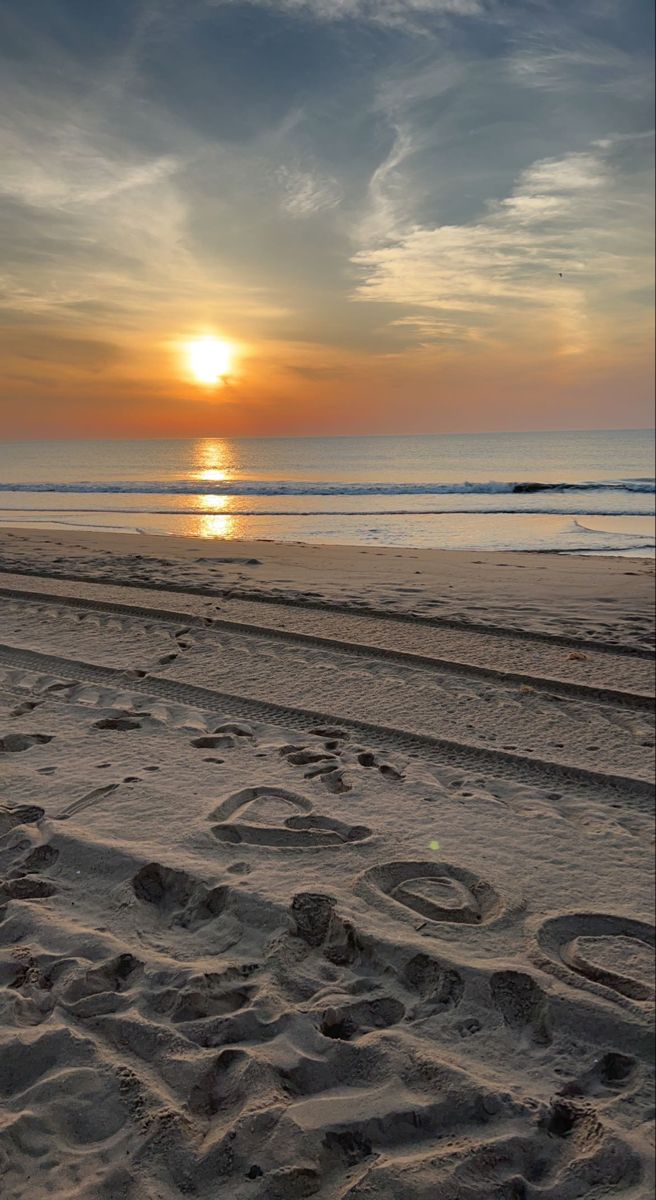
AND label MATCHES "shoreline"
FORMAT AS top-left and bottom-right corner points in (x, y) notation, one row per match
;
(2, 516), (655, 557)
(0, 513), (653, 559)
(0, 525), (653, 647)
